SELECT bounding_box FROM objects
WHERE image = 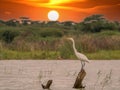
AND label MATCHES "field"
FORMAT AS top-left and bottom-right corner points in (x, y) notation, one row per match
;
(0, 15), (120, 60)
